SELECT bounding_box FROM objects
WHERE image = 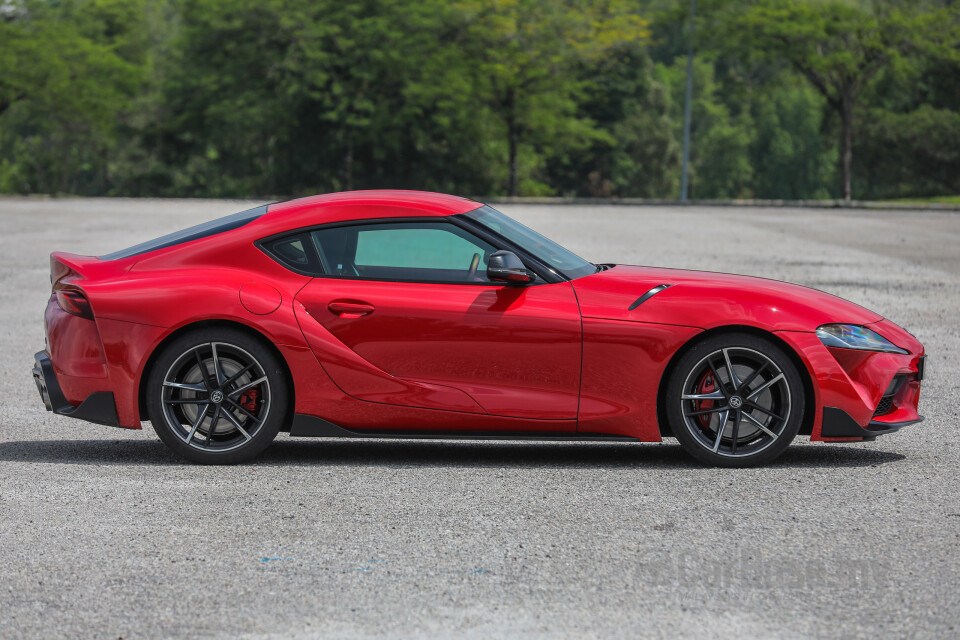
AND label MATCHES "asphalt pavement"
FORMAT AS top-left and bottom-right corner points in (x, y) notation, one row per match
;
(1, 197), (958, 639)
